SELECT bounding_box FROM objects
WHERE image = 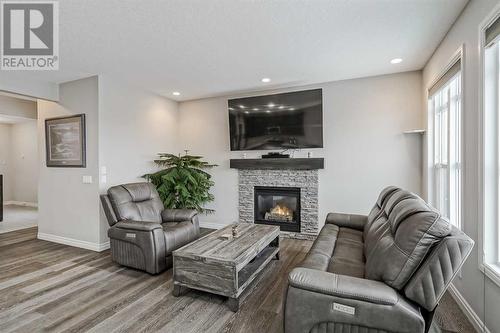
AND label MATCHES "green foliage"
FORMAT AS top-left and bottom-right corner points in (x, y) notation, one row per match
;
(143, 153), (217, 213)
